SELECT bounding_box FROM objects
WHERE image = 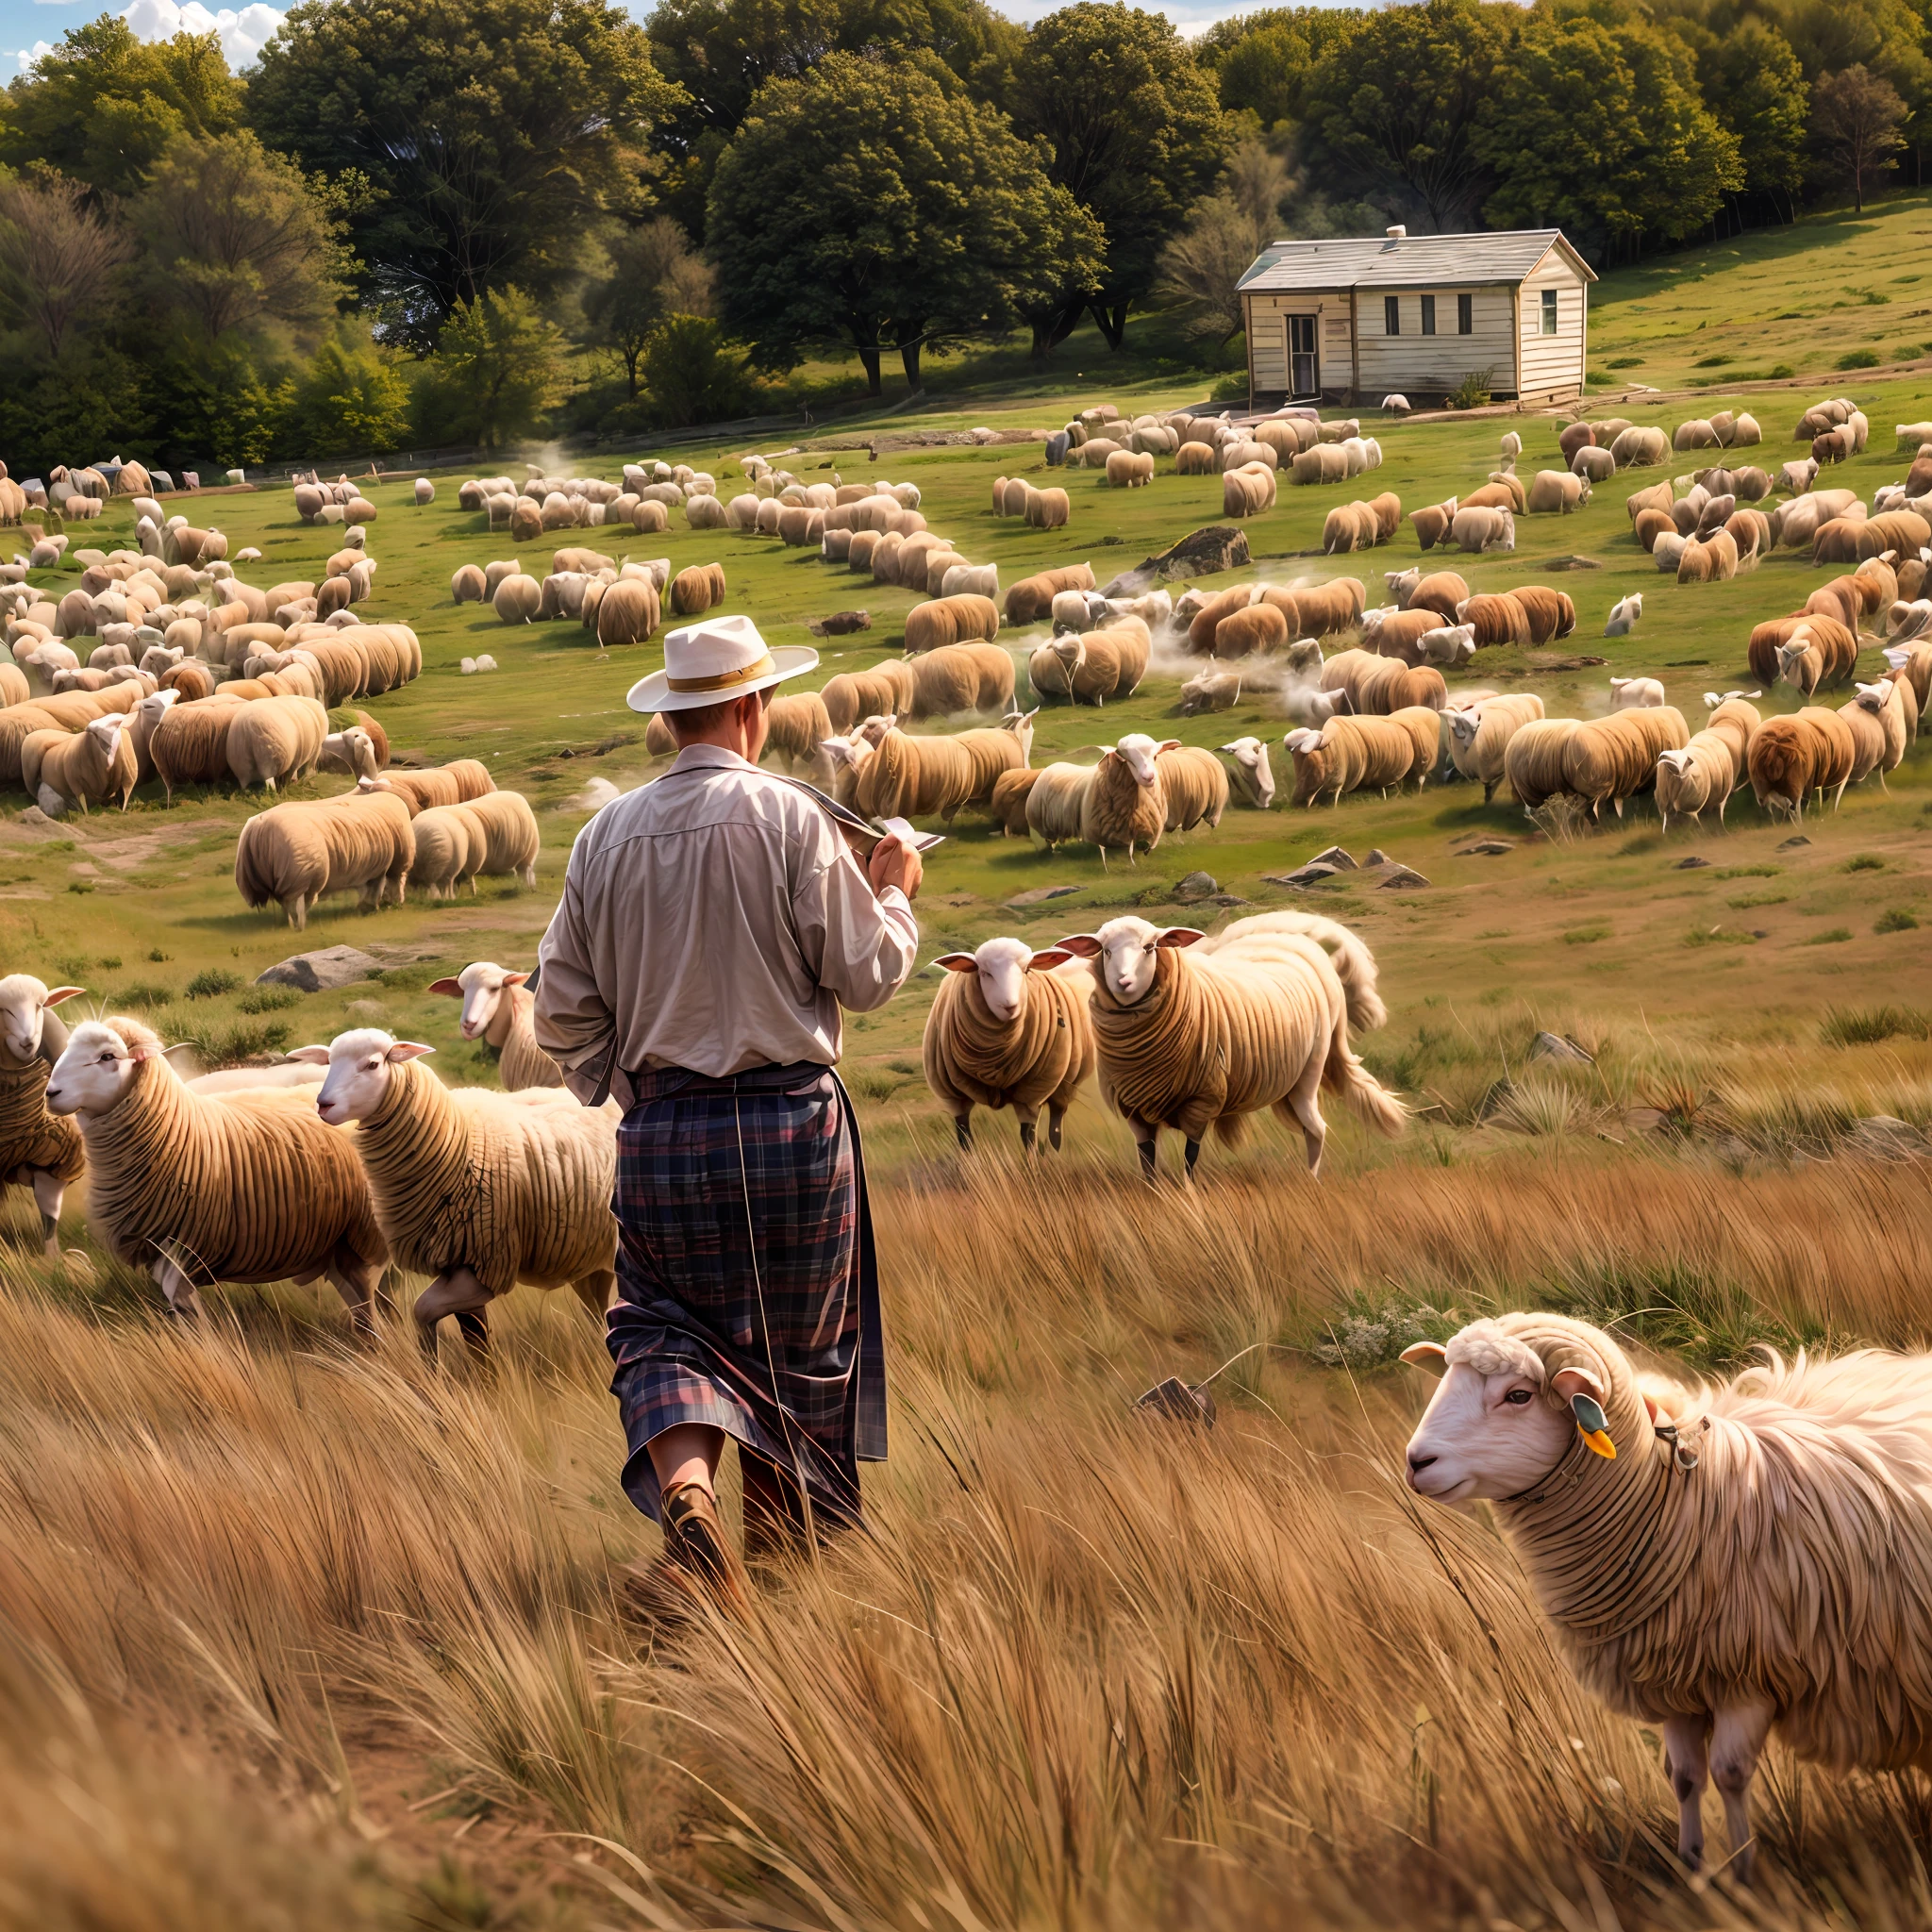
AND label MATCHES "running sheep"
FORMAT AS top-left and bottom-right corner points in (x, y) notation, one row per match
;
(291, 1029), (617, 1355)
(1054, 912), (1405, 1177)
(1401, 1312), (1932, 1882)
(922, 938), (1095, 1152)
